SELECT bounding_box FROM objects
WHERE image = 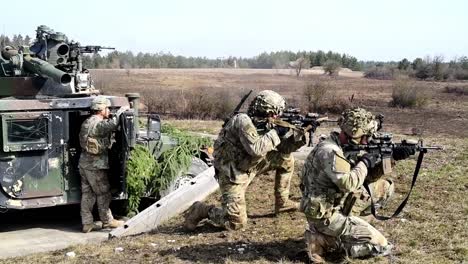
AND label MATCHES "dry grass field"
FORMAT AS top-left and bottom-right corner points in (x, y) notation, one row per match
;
(92, 68), (467, 138)
(4, 69), (467, 264)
